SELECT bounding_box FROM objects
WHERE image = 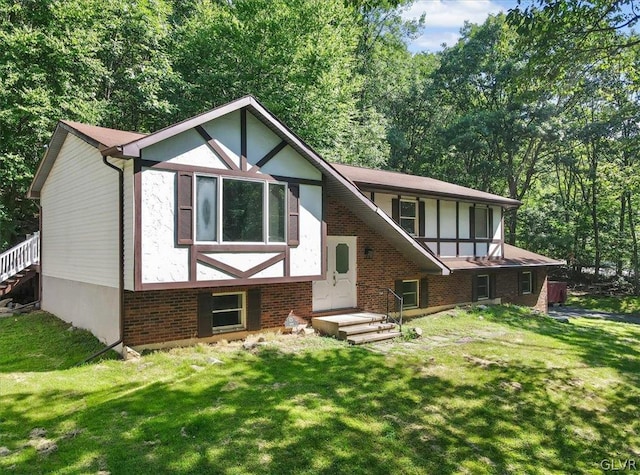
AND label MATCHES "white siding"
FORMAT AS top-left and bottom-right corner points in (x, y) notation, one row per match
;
(41, 134), (119, 288)
(140, 169), (190, 283)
